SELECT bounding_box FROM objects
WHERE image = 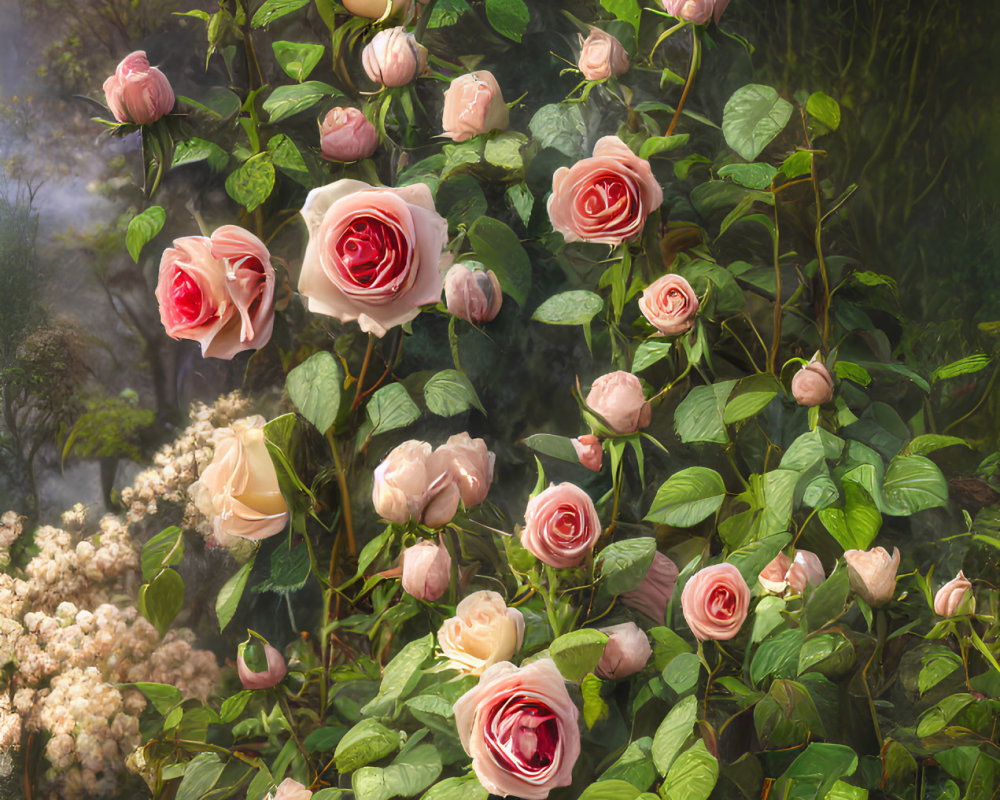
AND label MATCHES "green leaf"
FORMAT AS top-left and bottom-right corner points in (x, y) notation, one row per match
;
(484, 131), (528, 171)
(722, 84), (793, 161)
(130, 682), (183, 715)
(287, 352), (343, 434)
(918, 647), (963, 695)
(663, 652), (701, 695)
(362, 633), (434, 717)
(175, 753), (226, 800)
(524, 433), (581, 464)
(879, 455), (948, 516)
(423, 369), (486, 417)
(272, 40), (325, 81)
(436, 174), (488, 230)
(353, 744), (442, 800)
(600, 0), (641, 34)
(139, 568), (184, 637)
(216, 556), (254, 632)
(652, 694), (697, 775)
(833, 361), (871, 386)
(780, 150), (813, 179)
(639, 134), (689, 159)
(173, 138), (229, 171)
(718, 163), (778, 190)
(428, 0), (474, 28)
(484, 0), (529, 42)
(268, 133), (312, 186)
(125, 206), (165, 262)
(660, 740), (718, 800)
(751, 628), (806, 685)
(674, 380), (737, 444)
(778, 742), (857, 798)
(225, 155), (275, 212)
(727, 533), (791, 585)
(262, 81), (335, 123)
(805, 91), (841, 131)
(818, 482), (881, 550)
(549, 629), (609, 682)
(141, 526), (185, 581)
(335, 719), (400, 773)
(916, 693), (975, 737)
(304, 726), (346, 754)
(420, 776), (488, 800)
(645, 467), (726, 527)
(467, 216), (531, 306)
(804, 568), (850, 630)
(578, 781), (641, 800)
(506, 182), (533, 227)
(596, 537), (656, 595)
(632, 340), (672, 372)
(219, 690), (253, 724)
(723, 374), (780, 424)
(178, 87), (241, 120)
(581, 673), (610, 729)
(267, 544), (310, 592)
(366, 383), (421, 436)
(252, 0), (310, 28)
(532, 290), (604, 326)
(905, 434), (968, 456)
(529, 103), (587, 158)
(931, 354), (991, 382)
(600, 737), (656, 789)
